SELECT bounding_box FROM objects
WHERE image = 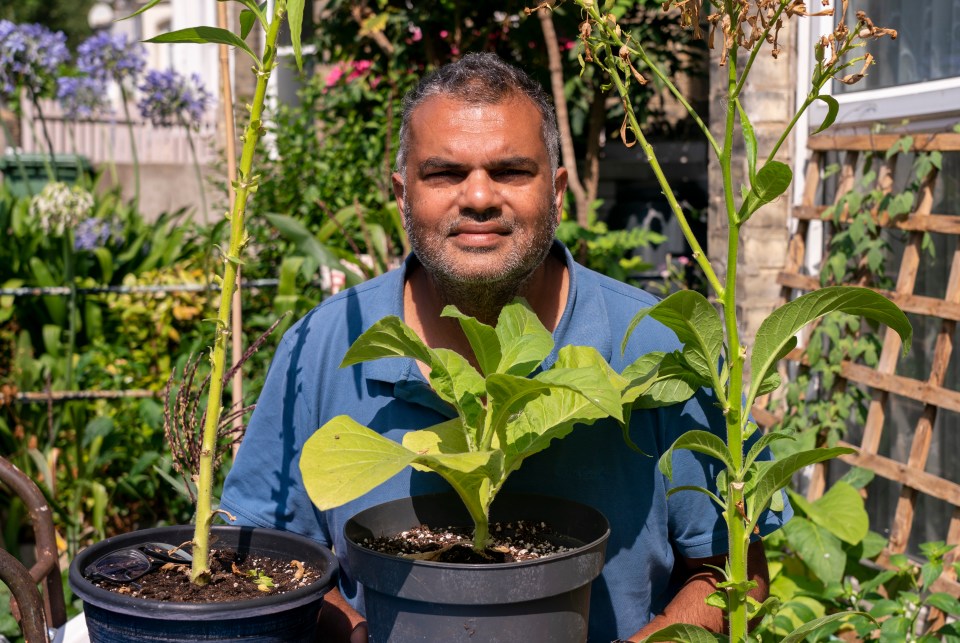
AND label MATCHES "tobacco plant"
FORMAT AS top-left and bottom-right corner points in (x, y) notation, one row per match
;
(127, 0), (308, 586)
(571, 0), (911, 641)
(300, 299), (694, 552)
